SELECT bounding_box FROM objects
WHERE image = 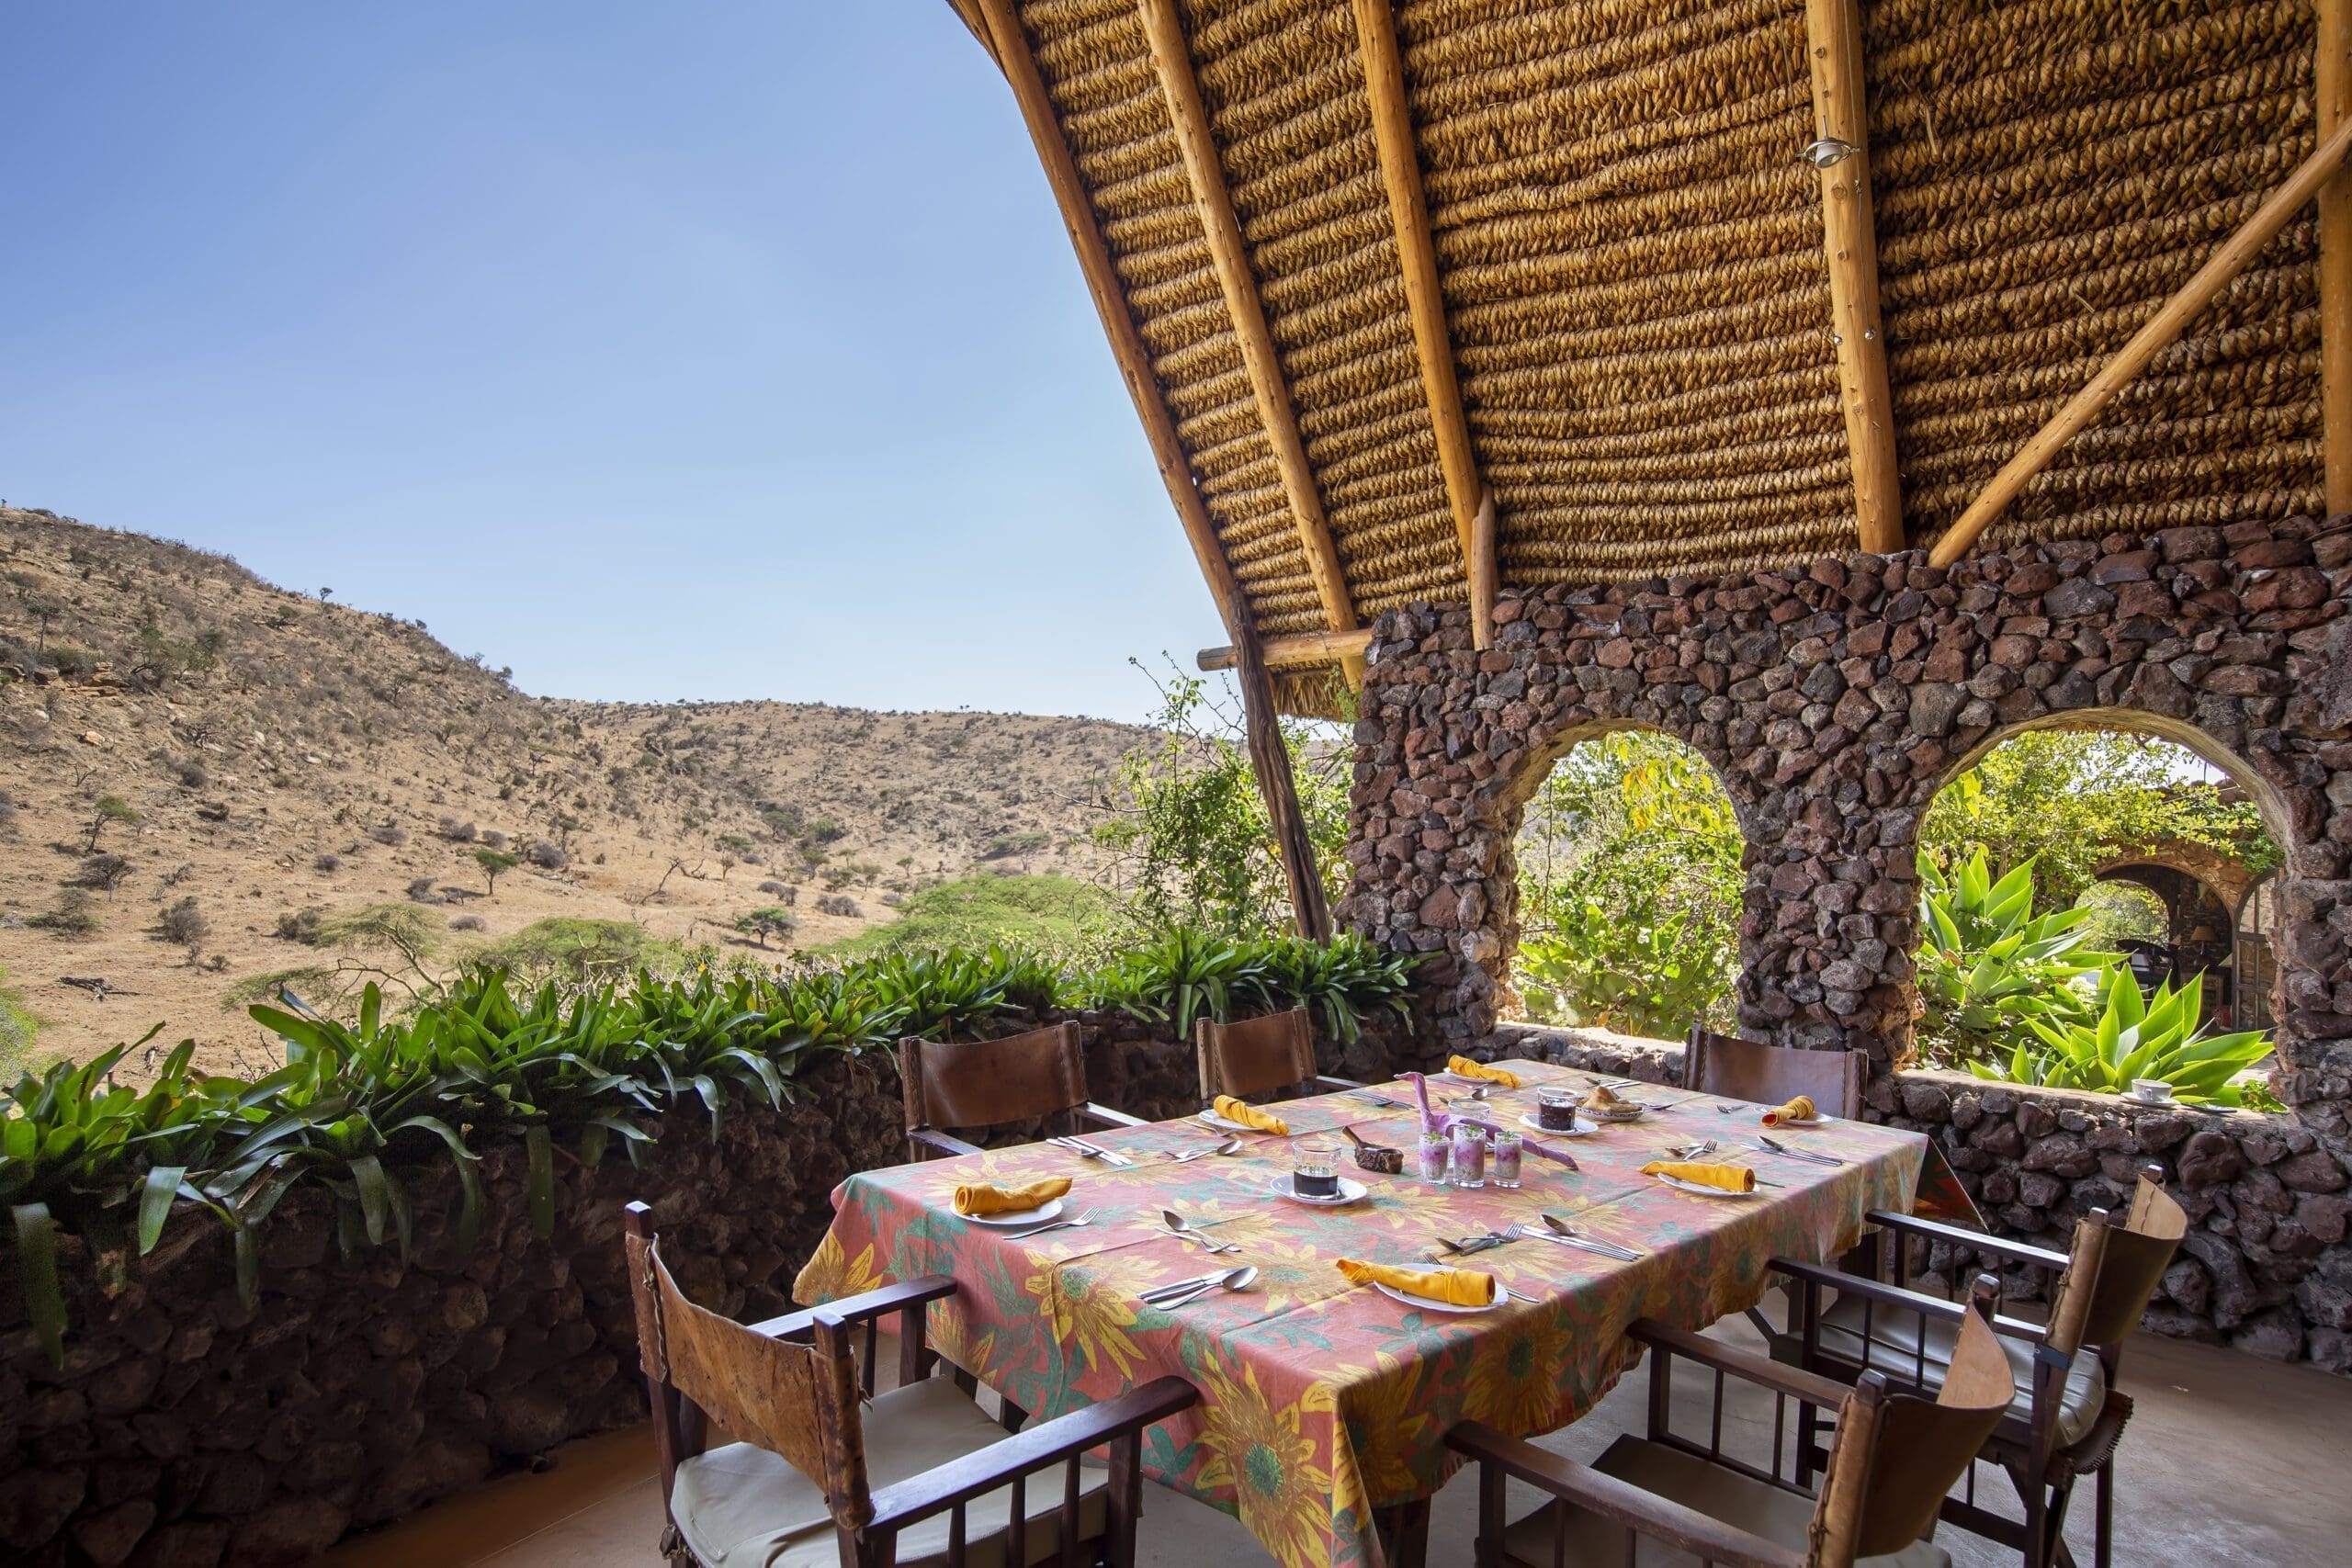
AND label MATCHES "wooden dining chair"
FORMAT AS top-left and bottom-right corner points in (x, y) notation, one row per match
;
(623, 1202), (1199, 1568)
(1193, 1008), (1362, 1102)
(1684, 1023), (1867, 1119)
(1447, 1277), (2016, 1567)
(899, 1021), (1146, 1160)
(1767, 1168), (2187, 1568)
